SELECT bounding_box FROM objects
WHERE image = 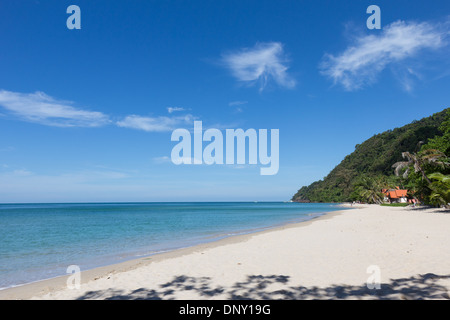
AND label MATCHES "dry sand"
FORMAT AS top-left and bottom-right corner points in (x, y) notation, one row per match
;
(1, 204), (449, 300)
